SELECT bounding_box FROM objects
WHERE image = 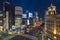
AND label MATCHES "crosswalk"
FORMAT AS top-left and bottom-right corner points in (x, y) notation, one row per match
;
(3, 34), (38, 40)
(21, 34), (38, 40)
(3, 35), (15, 40)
